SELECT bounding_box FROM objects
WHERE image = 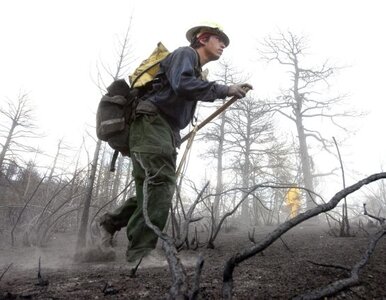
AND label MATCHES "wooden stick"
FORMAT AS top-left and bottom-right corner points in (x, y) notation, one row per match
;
(181, 89), (251, 144)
